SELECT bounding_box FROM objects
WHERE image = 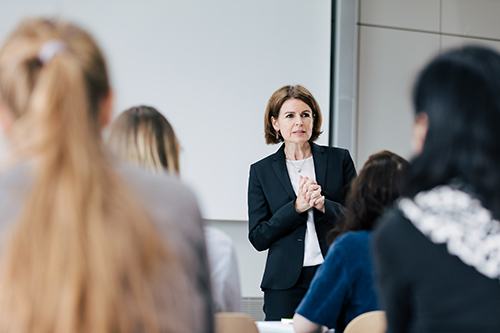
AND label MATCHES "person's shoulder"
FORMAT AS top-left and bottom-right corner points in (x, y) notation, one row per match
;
(373, 204), (415, 248)
(115, 161), (202, 230)
(313, 144), (350, 158)
(116, 161), (207, 256)
(316, 144), (348, 152)
(322, 232), (370, 274)
(334, 231), (371, 253)
(376, 206), (410, 231)
(251, 155), (273, 168)
(204, 226), (237, 270)
(118, 161), (194, 201)
(205, 226), (234, 248)
(250, 147), (282, 169)
(339, 230), (370, 243)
